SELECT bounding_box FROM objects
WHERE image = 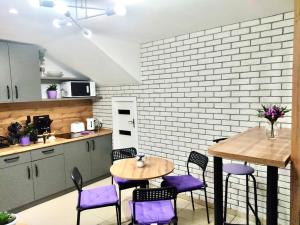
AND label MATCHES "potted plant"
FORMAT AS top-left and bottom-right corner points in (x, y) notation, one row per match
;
(19, 124), (34, 146)
(257, 104), (290, 139)
(0, 212), (17, 225)
(47, 83), (58, 99)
